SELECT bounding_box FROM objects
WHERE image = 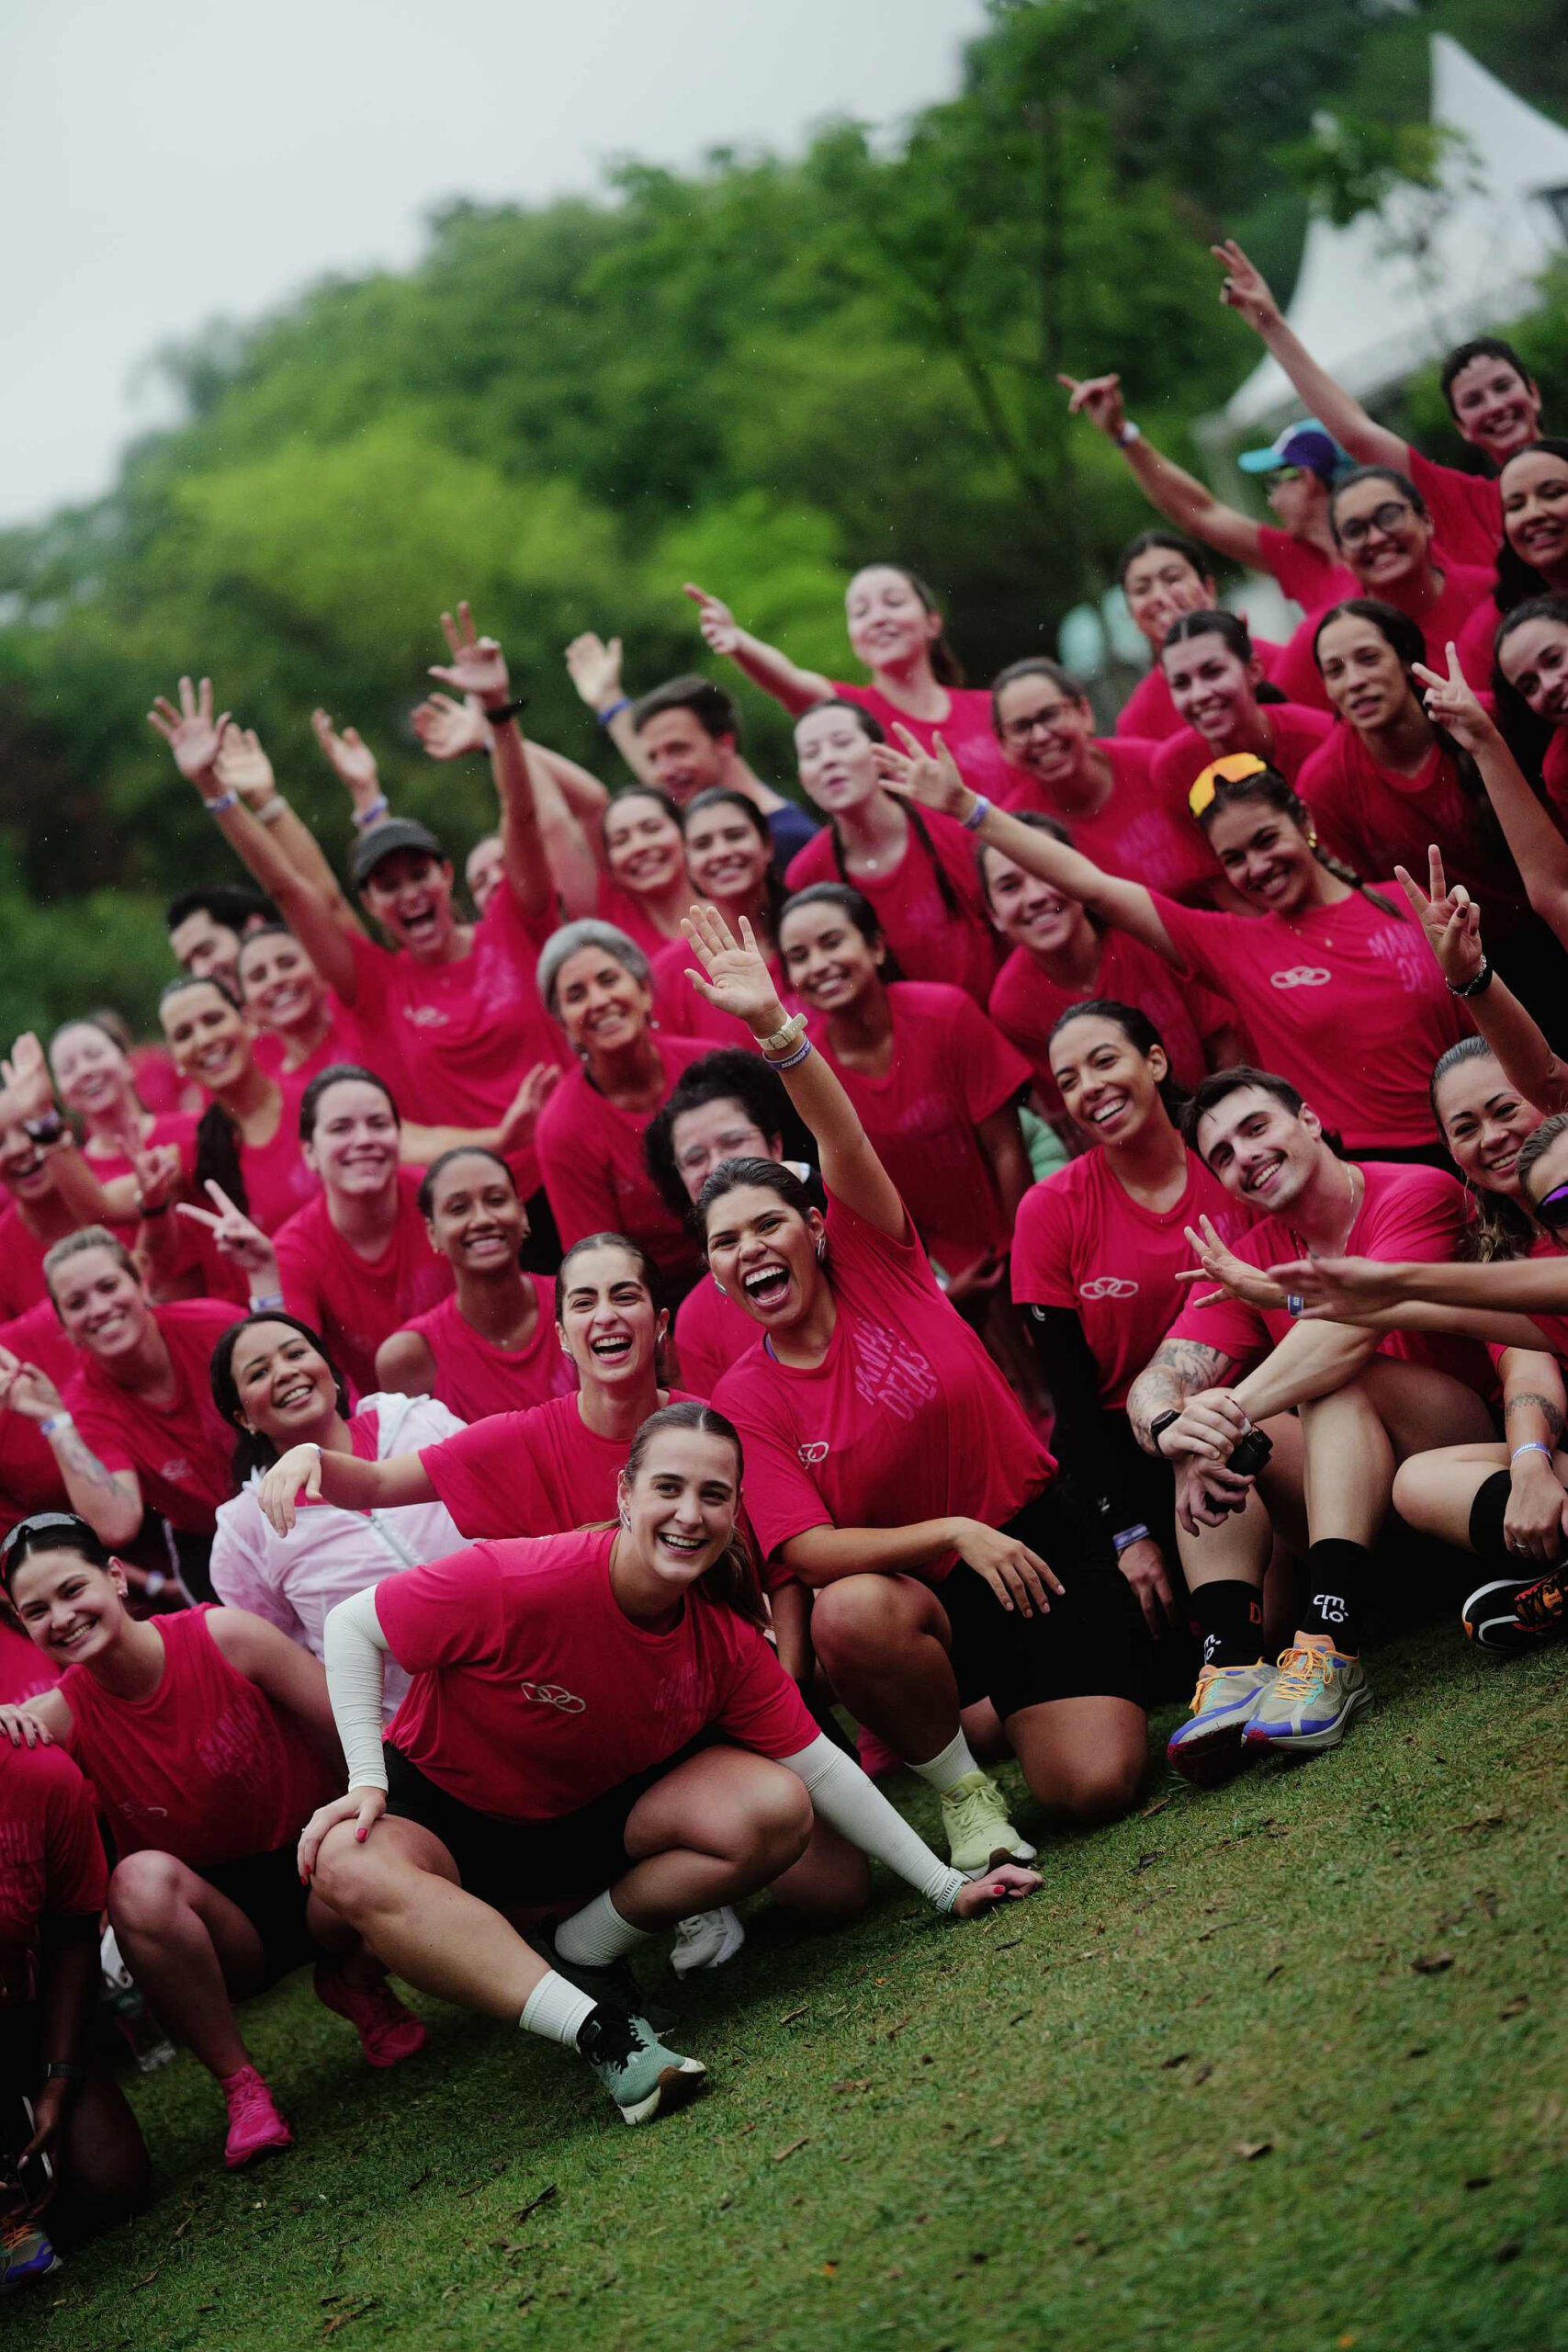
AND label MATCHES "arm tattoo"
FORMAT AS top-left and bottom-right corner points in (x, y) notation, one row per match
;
(1504, 1391), (1565, 1444)
(1126, 1337), (1233, 1450)
(55, 1430), (131, 1500)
